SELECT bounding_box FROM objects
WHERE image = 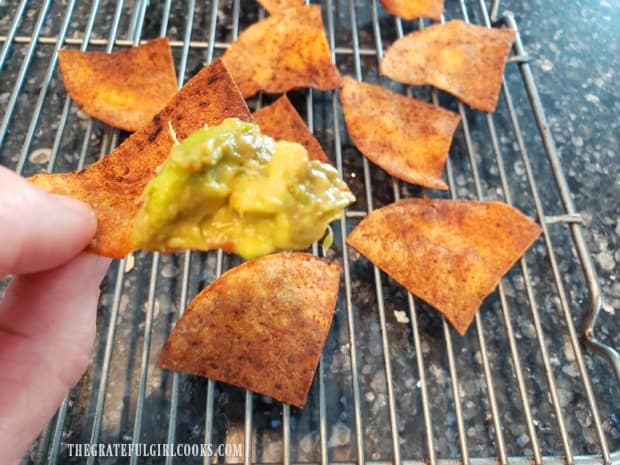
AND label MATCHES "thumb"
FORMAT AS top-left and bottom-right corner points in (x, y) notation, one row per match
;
(0, 165), (97, 277)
